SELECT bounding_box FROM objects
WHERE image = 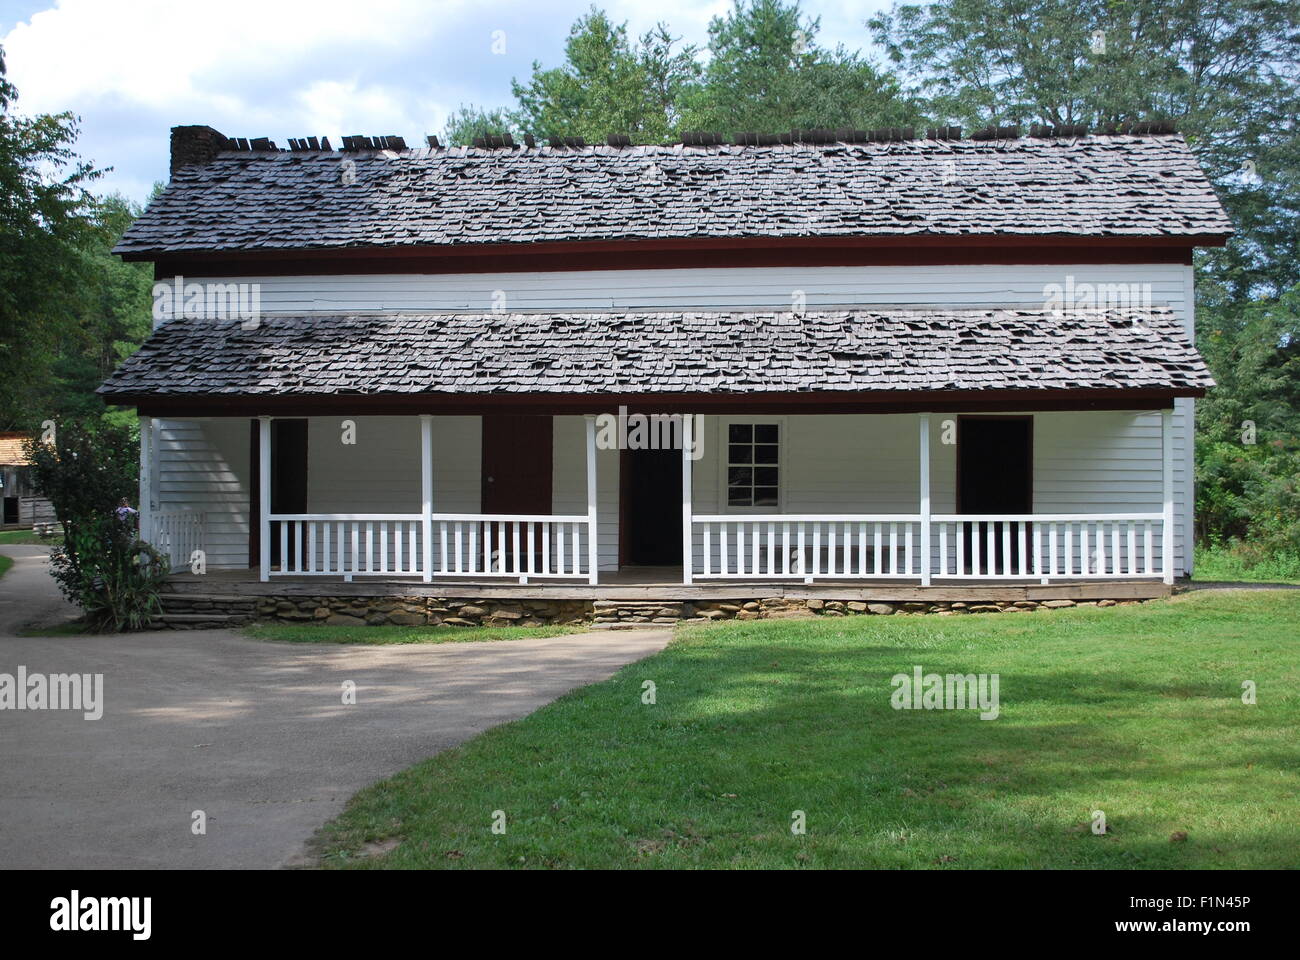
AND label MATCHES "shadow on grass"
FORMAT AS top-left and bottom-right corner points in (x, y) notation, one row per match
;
(318, 601), (1299, 869)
